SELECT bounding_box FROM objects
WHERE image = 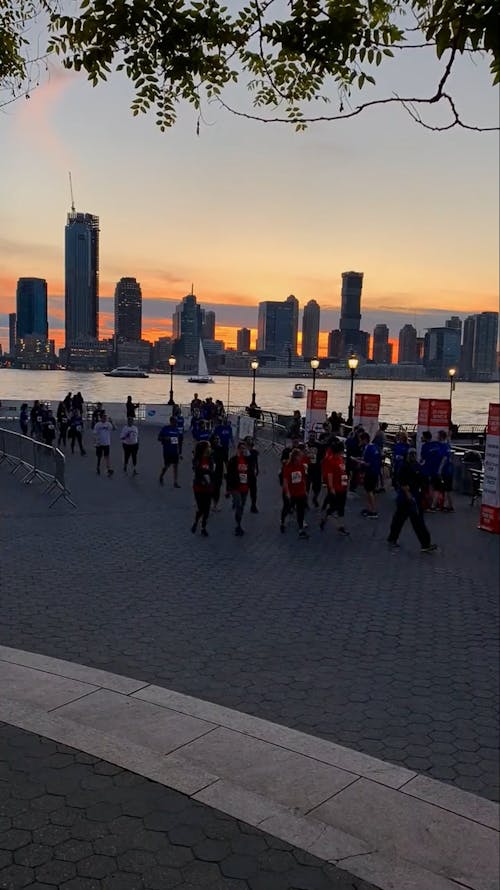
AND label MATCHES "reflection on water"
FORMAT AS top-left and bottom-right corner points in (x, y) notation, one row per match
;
(0, 369), (495, 425)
